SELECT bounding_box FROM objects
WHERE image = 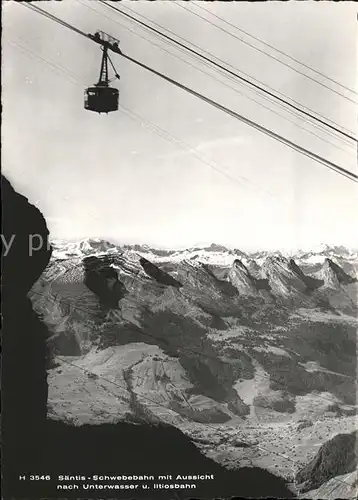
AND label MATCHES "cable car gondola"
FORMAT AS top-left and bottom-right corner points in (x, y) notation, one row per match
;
(84, 33), (120, 114)
(84, 85), (119, 114)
